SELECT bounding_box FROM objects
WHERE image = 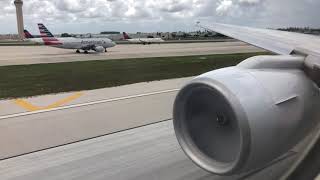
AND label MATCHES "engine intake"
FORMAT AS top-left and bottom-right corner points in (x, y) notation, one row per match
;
(93, 46), (105, 52)
(173, 55), (320, 175)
